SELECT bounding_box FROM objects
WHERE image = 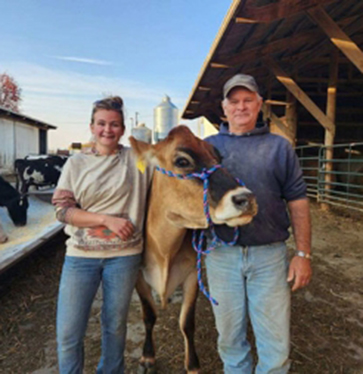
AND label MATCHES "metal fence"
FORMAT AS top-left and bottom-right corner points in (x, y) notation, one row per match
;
(296, 142), (363, 212)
